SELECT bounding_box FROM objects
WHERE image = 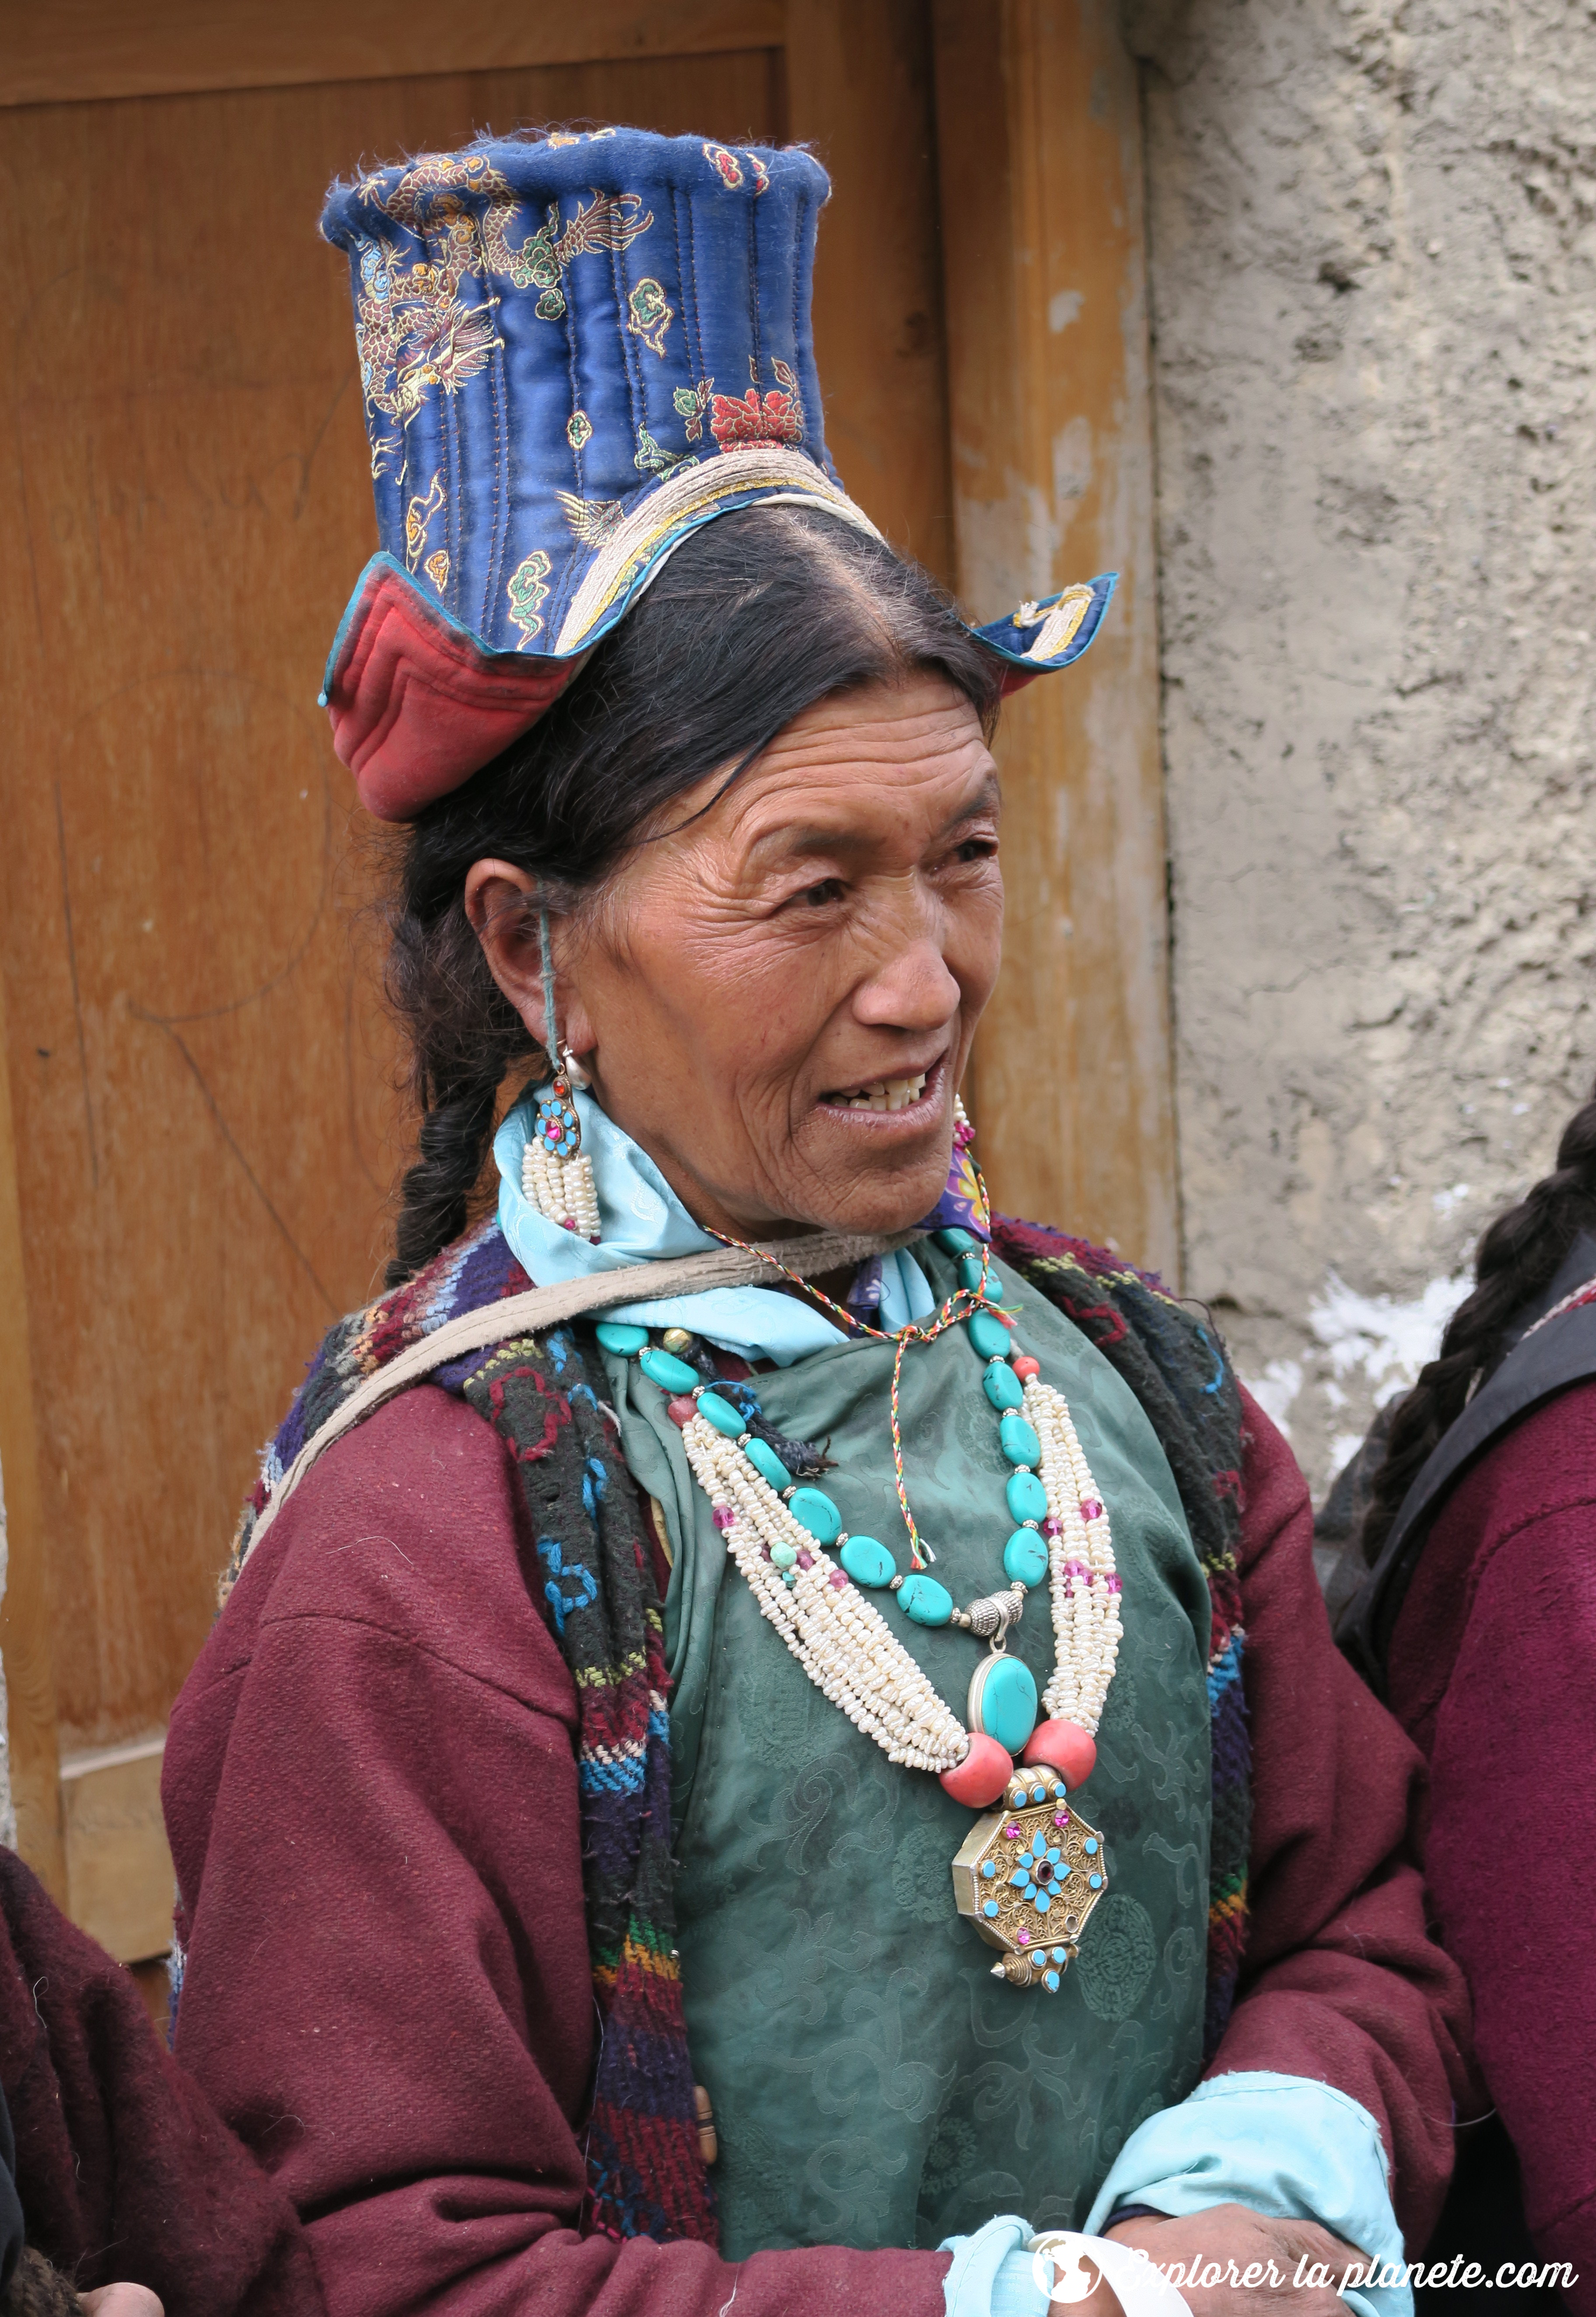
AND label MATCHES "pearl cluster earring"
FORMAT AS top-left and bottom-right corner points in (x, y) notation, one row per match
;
(521, 908), (601, 1242)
